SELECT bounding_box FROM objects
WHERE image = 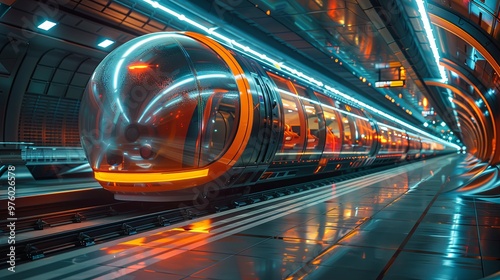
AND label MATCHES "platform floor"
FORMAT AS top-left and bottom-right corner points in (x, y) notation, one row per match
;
(3, 155), (500, 280)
